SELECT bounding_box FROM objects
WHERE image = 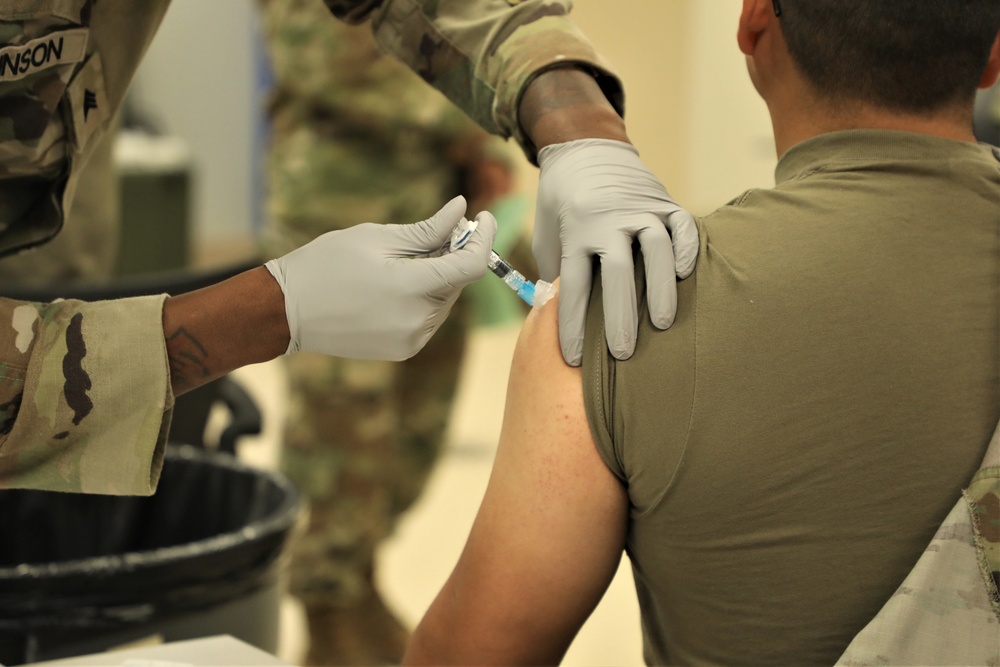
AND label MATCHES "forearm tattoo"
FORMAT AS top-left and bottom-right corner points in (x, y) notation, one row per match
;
(165, 327), (211, 392)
